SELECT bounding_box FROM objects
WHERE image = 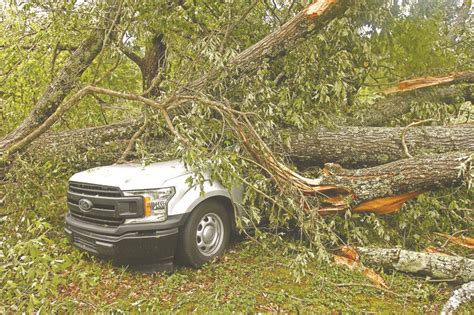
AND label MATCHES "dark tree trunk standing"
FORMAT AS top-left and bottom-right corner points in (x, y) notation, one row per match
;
(316, 152), (472, 214)
(351, 72), (473, 127)
(141, 35), (167, 97)
(117, 33), (168, 162)
(0, 31), (106, 151)
(121, 34), (167, 97)
(285, 125), (474, 168)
